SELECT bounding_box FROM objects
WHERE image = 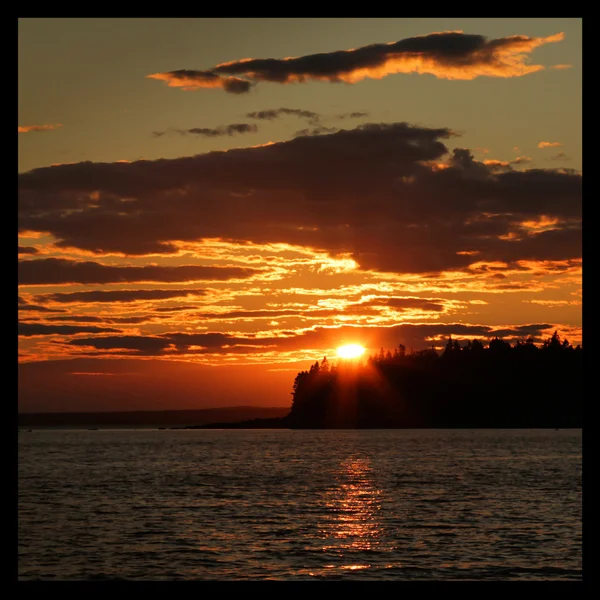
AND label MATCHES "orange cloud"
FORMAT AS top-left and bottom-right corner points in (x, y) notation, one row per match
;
(538, 141), (562, 148)
(18, 123), (63, 133)
(482, 156), (532, 169)
(512, 156), (532, 164)
(147, 71), (251, 93)
(527, 299), (581, 306)
(148, 31), (565, 93)
(483, 159), (510, 167)
(520, 216), (559, 231)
